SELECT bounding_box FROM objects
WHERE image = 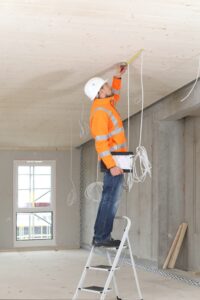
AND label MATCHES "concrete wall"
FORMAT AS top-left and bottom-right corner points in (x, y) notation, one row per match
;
(185, 117), (200, 271)
(0, 150), (80, 250)
(80, 79), (200, 271)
